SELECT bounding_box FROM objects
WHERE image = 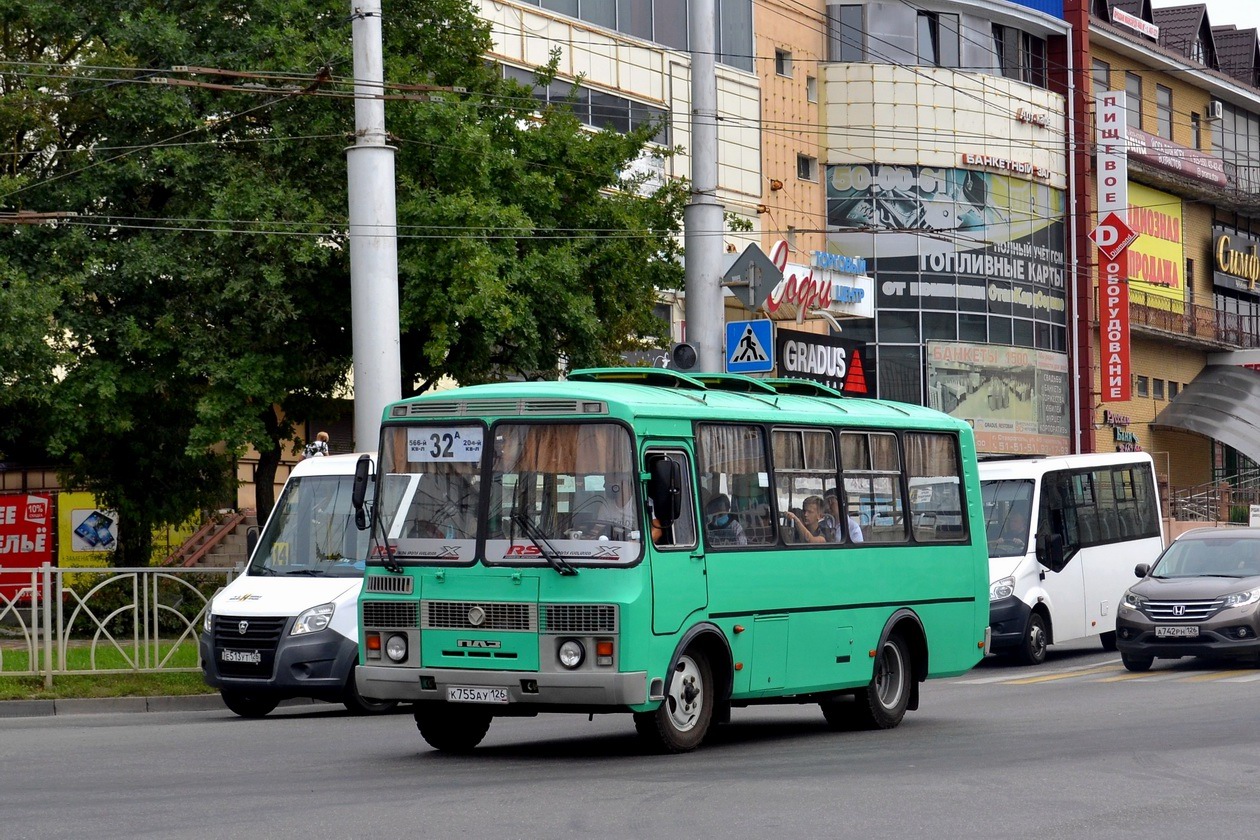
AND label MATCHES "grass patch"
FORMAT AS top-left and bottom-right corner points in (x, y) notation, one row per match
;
(0, 638), (213, 700)
(0, 671), (212, 701)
